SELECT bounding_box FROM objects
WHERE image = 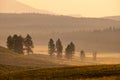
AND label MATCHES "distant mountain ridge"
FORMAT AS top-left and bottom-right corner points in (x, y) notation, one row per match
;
(0, 0), (52, 14)
(103, 16), (120, 21)
(0, 13), (120, 33)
